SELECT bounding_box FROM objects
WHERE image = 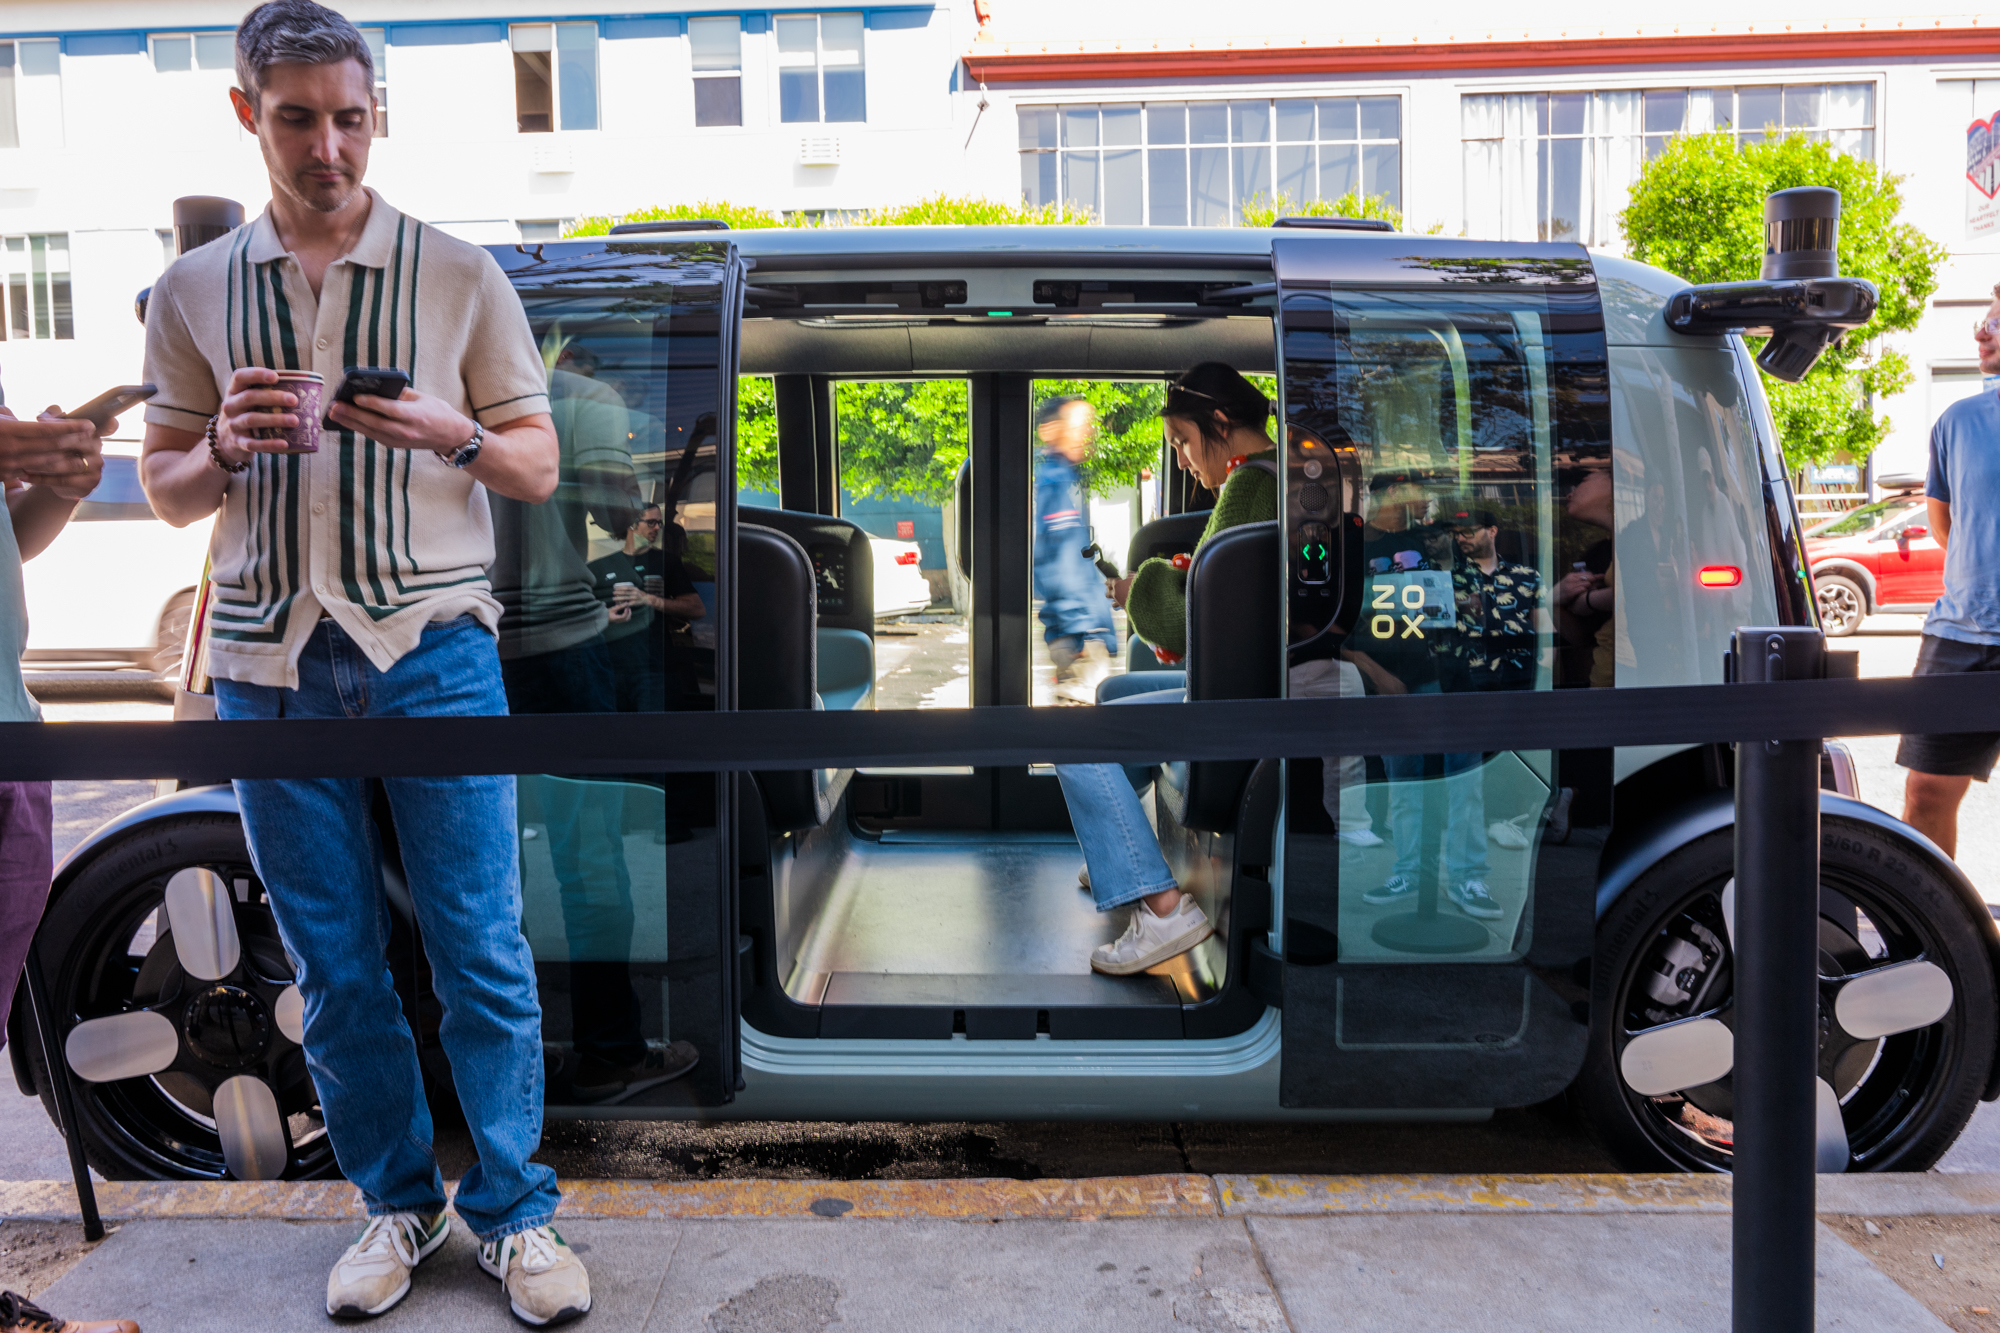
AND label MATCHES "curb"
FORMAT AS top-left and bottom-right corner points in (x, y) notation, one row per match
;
(3, 1172), (1994, 1225)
